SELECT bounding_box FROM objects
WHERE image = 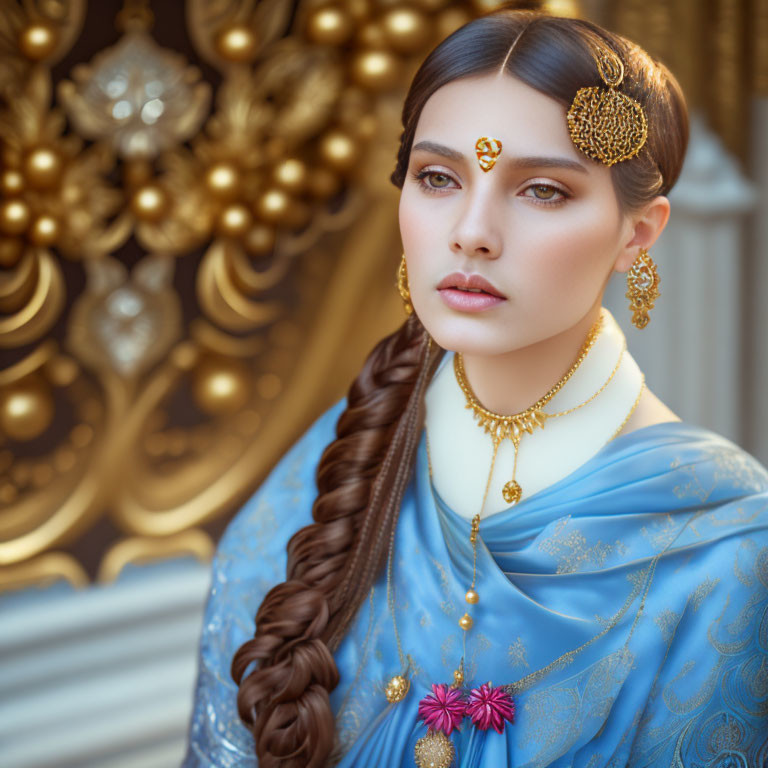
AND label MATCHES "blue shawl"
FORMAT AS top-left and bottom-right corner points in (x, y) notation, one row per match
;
(183, 397), (768, 767)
